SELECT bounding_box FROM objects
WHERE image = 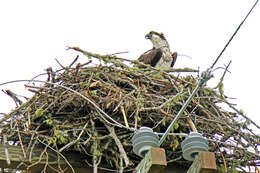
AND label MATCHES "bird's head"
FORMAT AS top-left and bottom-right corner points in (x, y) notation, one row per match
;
(145, 31), (169, 48)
